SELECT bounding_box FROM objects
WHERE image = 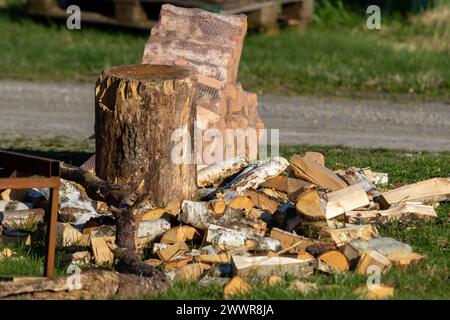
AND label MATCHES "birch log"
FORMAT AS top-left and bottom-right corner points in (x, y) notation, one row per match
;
(197, 156), (248, 187)
(205, 224), (280, 251)
(180, 201), (265, 236)
(225, 157), (289, 194)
